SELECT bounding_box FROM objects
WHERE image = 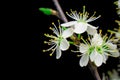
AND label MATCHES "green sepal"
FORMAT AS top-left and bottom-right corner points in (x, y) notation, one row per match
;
(62, 26), (67, 30)
(77, 34), (81, 39)
(39, 8), (52, 15)
(69, 41), (74, 45)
